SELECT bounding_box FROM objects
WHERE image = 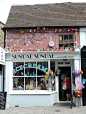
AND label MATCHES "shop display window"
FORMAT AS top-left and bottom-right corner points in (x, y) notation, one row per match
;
(25, 62), (36, 76)
(37, 77), (47, 90)
(13, 77), (24, 90)
(12, 61), (55, 91)
(13, 62), (24, 76)
(37, 62), (48, 76)
(25, 77), (36, 90)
